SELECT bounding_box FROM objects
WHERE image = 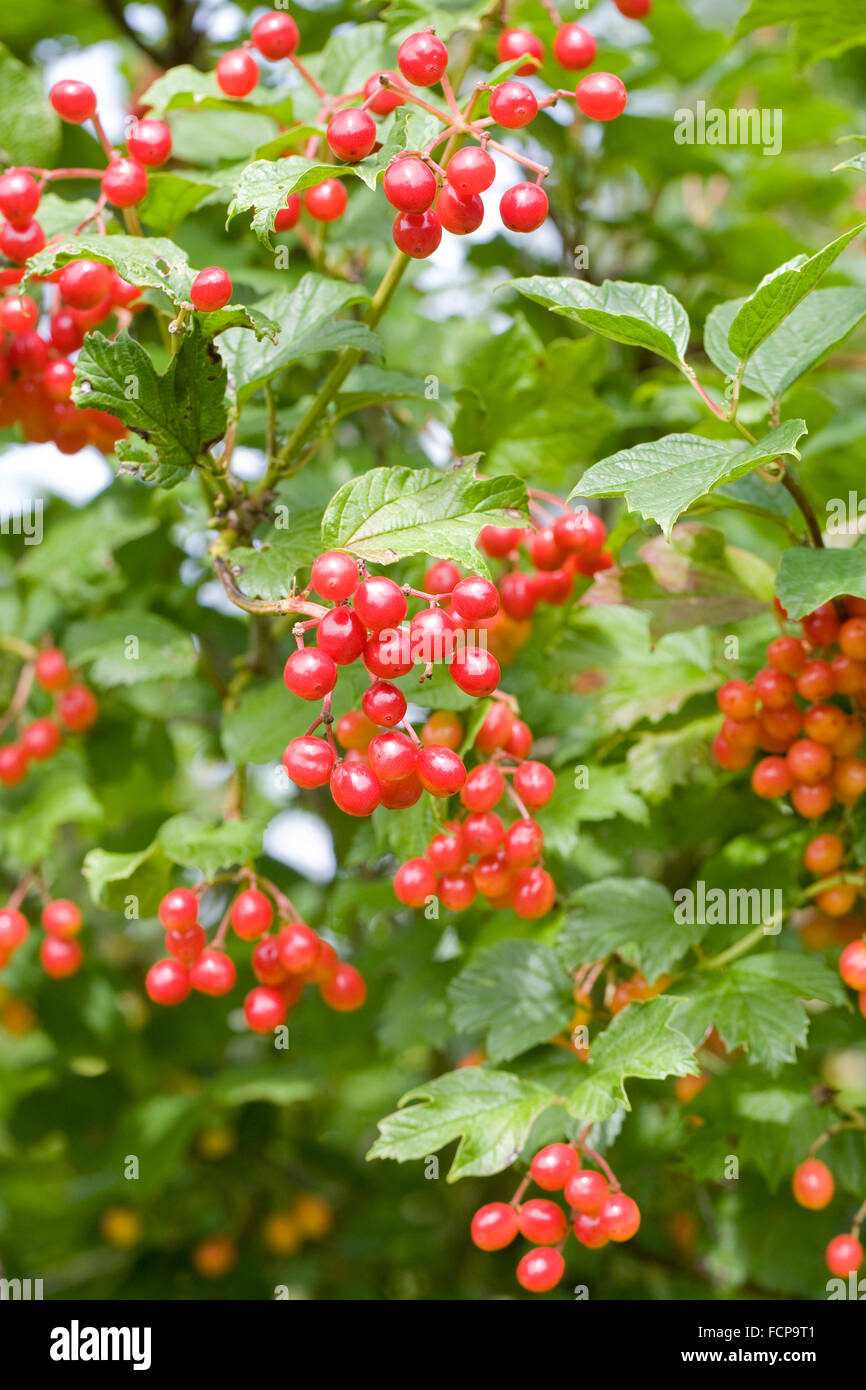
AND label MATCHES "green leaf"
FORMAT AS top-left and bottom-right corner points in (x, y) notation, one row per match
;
(367, 1067), (556, 1180)
(775, 541), (866, 619)
(672, 954), (847, 1072)
(627, 715), (722, 801)
(226, 513), (323, 602)
(511, 275), (691, 366)
(140, 64), (296, 123)
(207, 1067), (316, 1108)
(221, 681), (288, 765)
(25, 234), (194, 307)
(705, 288), (866, 400)
(0, 751), (102, 867)
(384, 0), (495, 40)
(727, 227), (864, 361)
(566, 997), (699, 1121)
(18, 492), (159, 604)
(64, 612), (197, 686)
(736, 0), (866, 62)
(0, 42), (59, 165)
(335, 365), (434, 418)
(578, 420), (808, 538)
(72, 326), (228, 488)
(541, 769), (648, 859)
(448, 941), (574, 1062)
(82, 844), (173, 916)
(321, 462), (529, 573)
(156, 815), (264, 879)
(558, 878), (698, 983)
